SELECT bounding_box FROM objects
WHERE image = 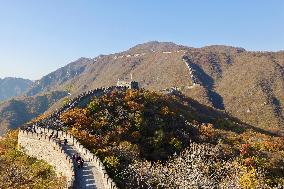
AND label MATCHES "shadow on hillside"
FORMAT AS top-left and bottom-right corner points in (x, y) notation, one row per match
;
(271, 96), (284, 122)
(208, 90), (225, 110)
(176, 93), (282, 137)
(259, 81), (284, 125)
(184, 57), (225, 110)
